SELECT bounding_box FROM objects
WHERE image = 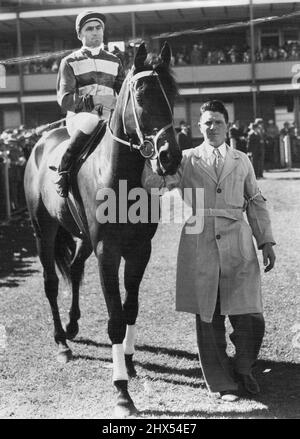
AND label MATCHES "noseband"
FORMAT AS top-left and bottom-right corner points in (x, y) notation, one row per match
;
(109, 68), (174, 159)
